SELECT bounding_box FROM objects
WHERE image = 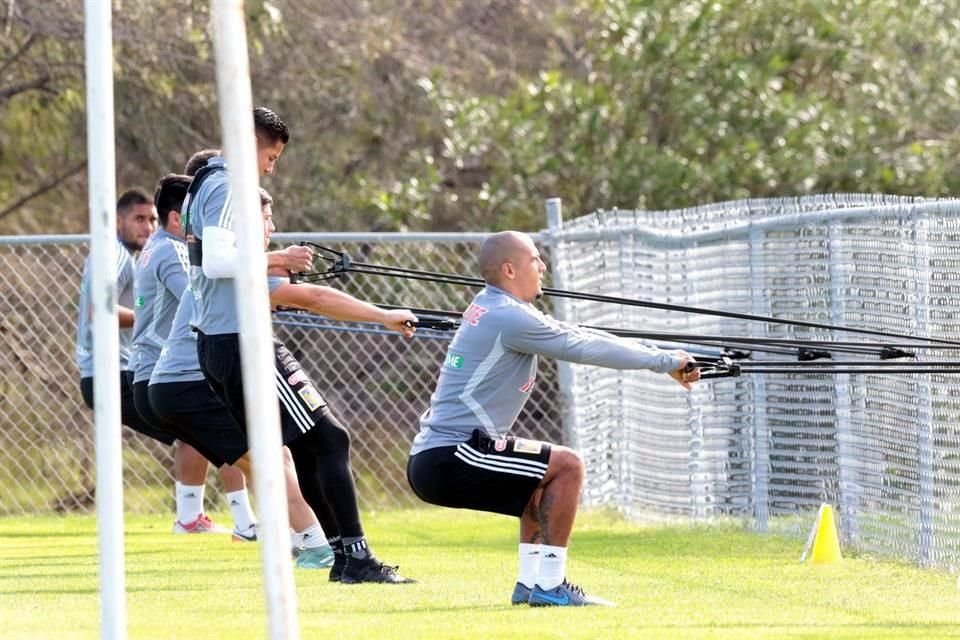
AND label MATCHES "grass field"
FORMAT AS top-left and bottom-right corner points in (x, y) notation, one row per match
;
(1, 508), (959, 640)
